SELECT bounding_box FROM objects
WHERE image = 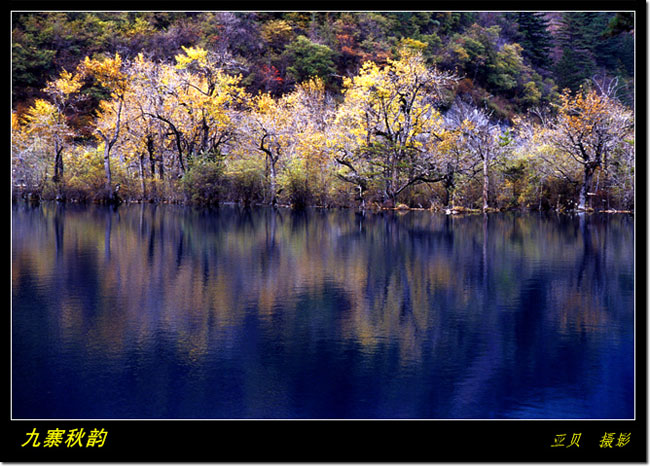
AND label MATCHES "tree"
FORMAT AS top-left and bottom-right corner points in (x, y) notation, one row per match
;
(12, 38), (56, 104)
(138, 47), (246, 178)
(515, 12), (553, 71)
(42, 69), (83, 185)
(487, 43), (525, 93)
(547, 87), (633, 210)
(446, 99), (511, 211)
(554, 13), (604, 92)
(135, 57), (189, 176)
(260, 19), (293, 50)
(332, 43), (457, 206)
(9, 12), (636, 209)
(604, 12), (634, 37)
(283, 35), (336, 85)
(12, 67), (83, 199)
(277, 78), (336, 207)
(116, 56), (160, 200)
(80, 53), (128, 201)
(20, 100), (71, 191)
(12, 107), (52, 196)
(443, 24), (500, 85)
(172, 46), (246, 158)
(238, 78), (333, 206)
(241, 92), (294, 205)
(436, 114), (482, 208)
